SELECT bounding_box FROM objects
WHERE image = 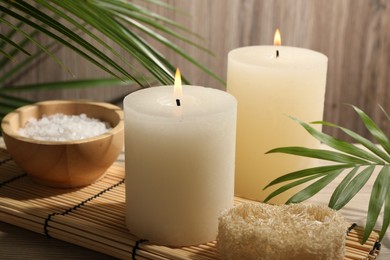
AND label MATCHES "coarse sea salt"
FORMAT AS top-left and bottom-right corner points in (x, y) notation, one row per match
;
(18, 113), (111, 141)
